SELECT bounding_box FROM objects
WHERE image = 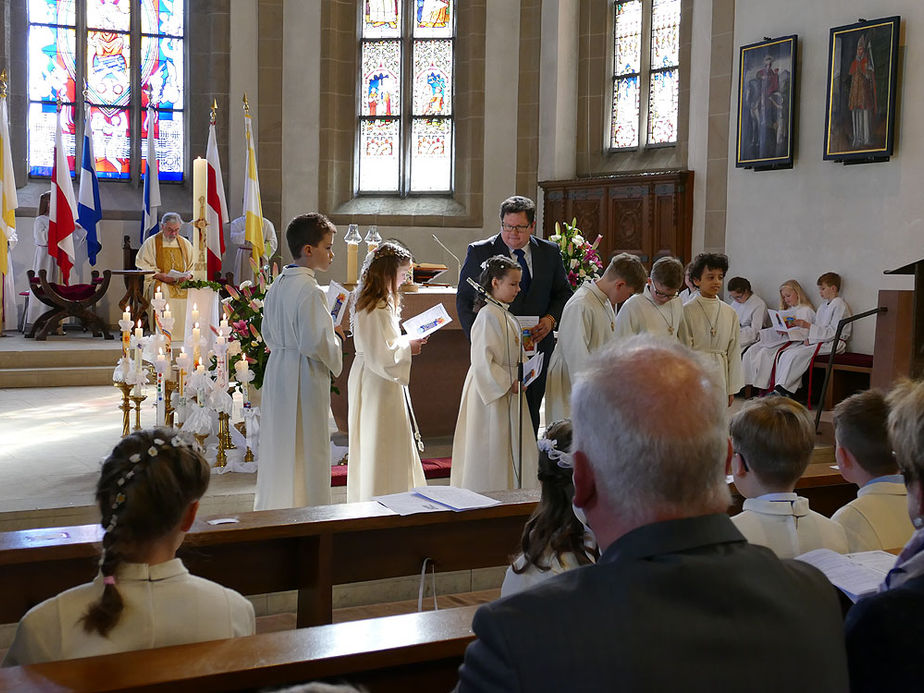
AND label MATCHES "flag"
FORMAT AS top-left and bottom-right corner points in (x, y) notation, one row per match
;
(77, 111), (102, 265)
(140, 104), (161, 242)
(206, 120), (229, 278)
(242, 107), (264, 268)
(0, 87), (17, 280)
(48, 107), (77, 284)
